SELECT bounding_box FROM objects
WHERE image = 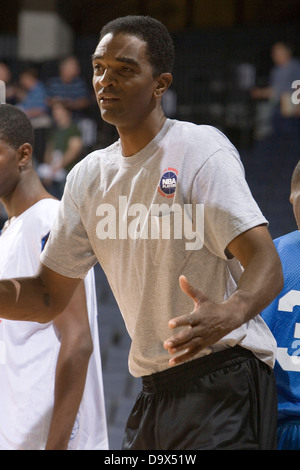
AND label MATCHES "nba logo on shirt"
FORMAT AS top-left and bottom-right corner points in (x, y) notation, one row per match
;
(158, 168), (178, 198)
